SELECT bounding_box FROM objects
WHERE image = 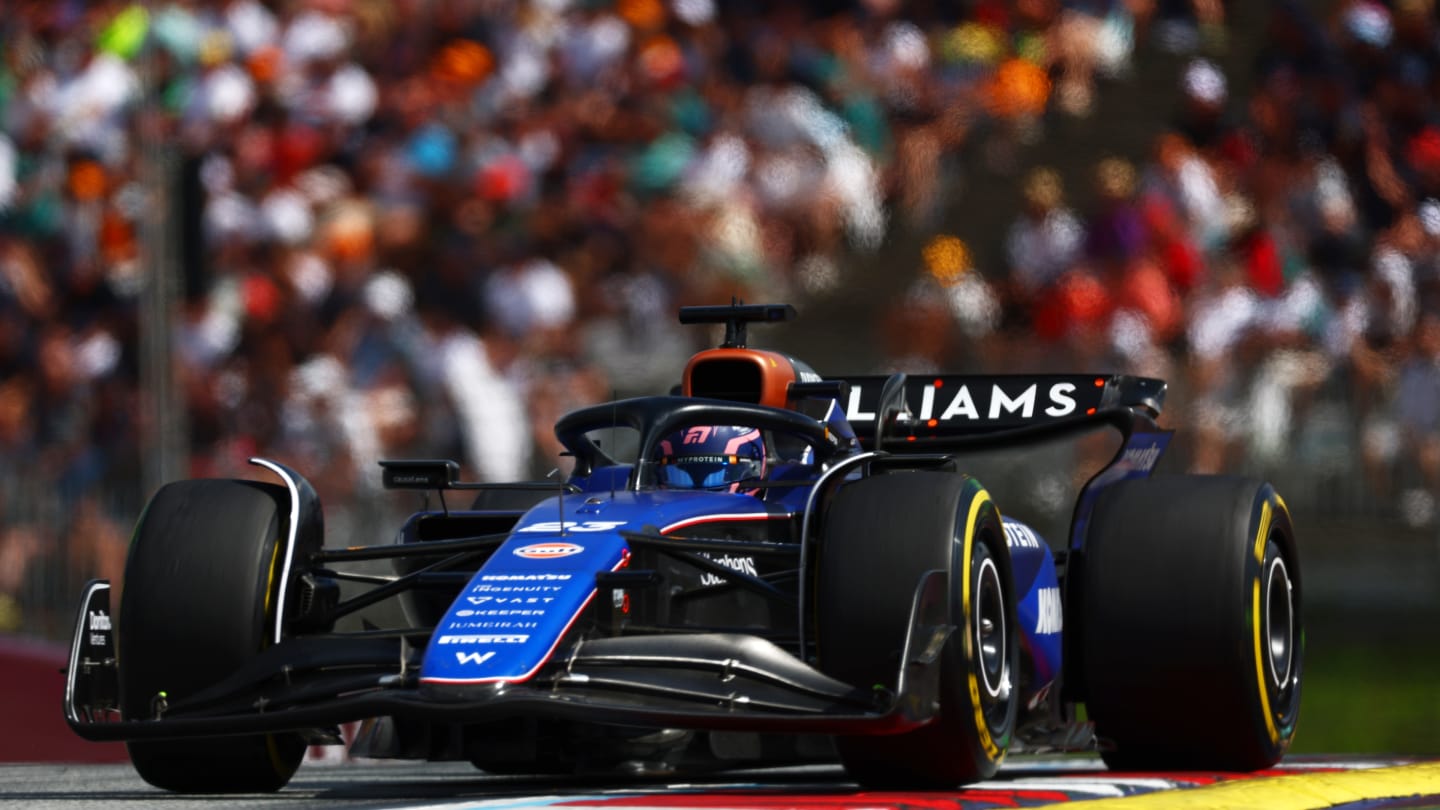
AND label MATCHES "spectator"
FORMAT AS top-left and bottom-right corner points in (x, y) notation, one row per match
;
(7, 0), (1440, 640)
(1004, 166), (1084, 313)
